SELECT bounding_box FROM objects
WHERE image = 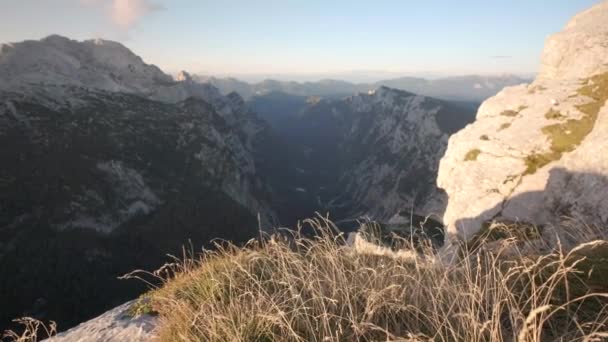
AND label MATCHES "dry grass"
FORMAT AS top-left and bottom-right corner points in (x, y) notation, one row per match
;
(133, 217), (608, 342)
(1, 318), (56, 342)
